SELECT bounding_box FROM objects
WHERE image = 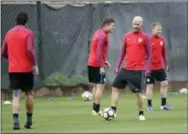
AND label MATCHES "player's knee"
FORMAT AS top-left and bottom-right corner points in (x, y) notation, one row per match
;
(112, 87), (119, 93)
(147, 84), (153, 91)
(25, 91), (32, 96)
(161, 81), (168, 88)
